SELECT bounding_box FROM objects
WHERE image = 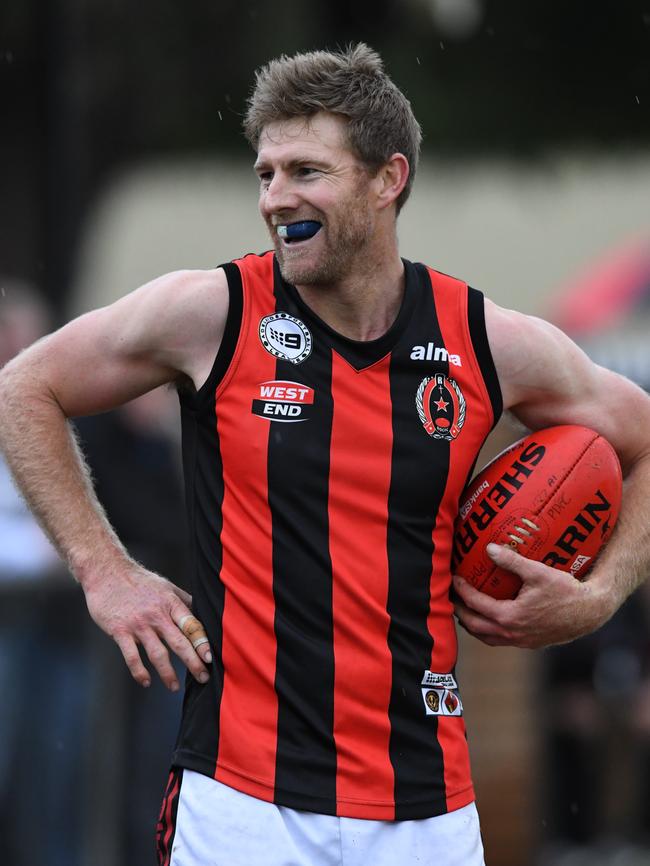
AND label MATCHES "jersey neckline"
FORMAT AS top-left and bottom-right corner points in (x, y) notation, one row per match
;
(273, 256), (420, 371)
